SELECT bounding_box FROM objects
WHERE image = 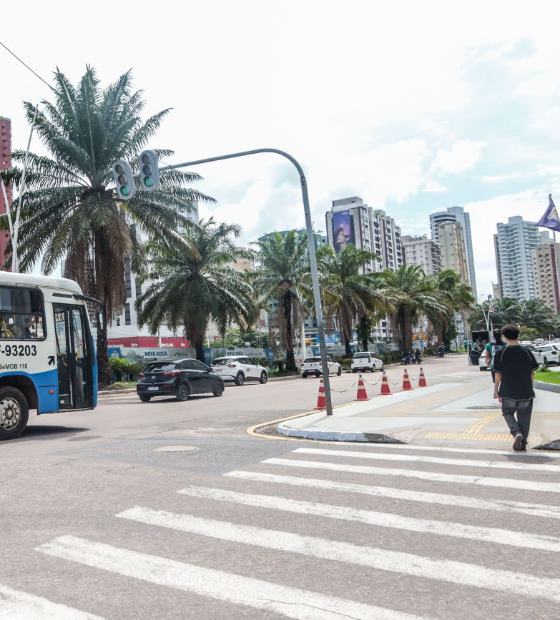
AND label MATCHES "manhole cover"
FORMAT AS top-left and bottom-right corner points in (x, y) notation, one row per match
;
(153, 446), (199, 453)
(466, 406), (501, 410)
